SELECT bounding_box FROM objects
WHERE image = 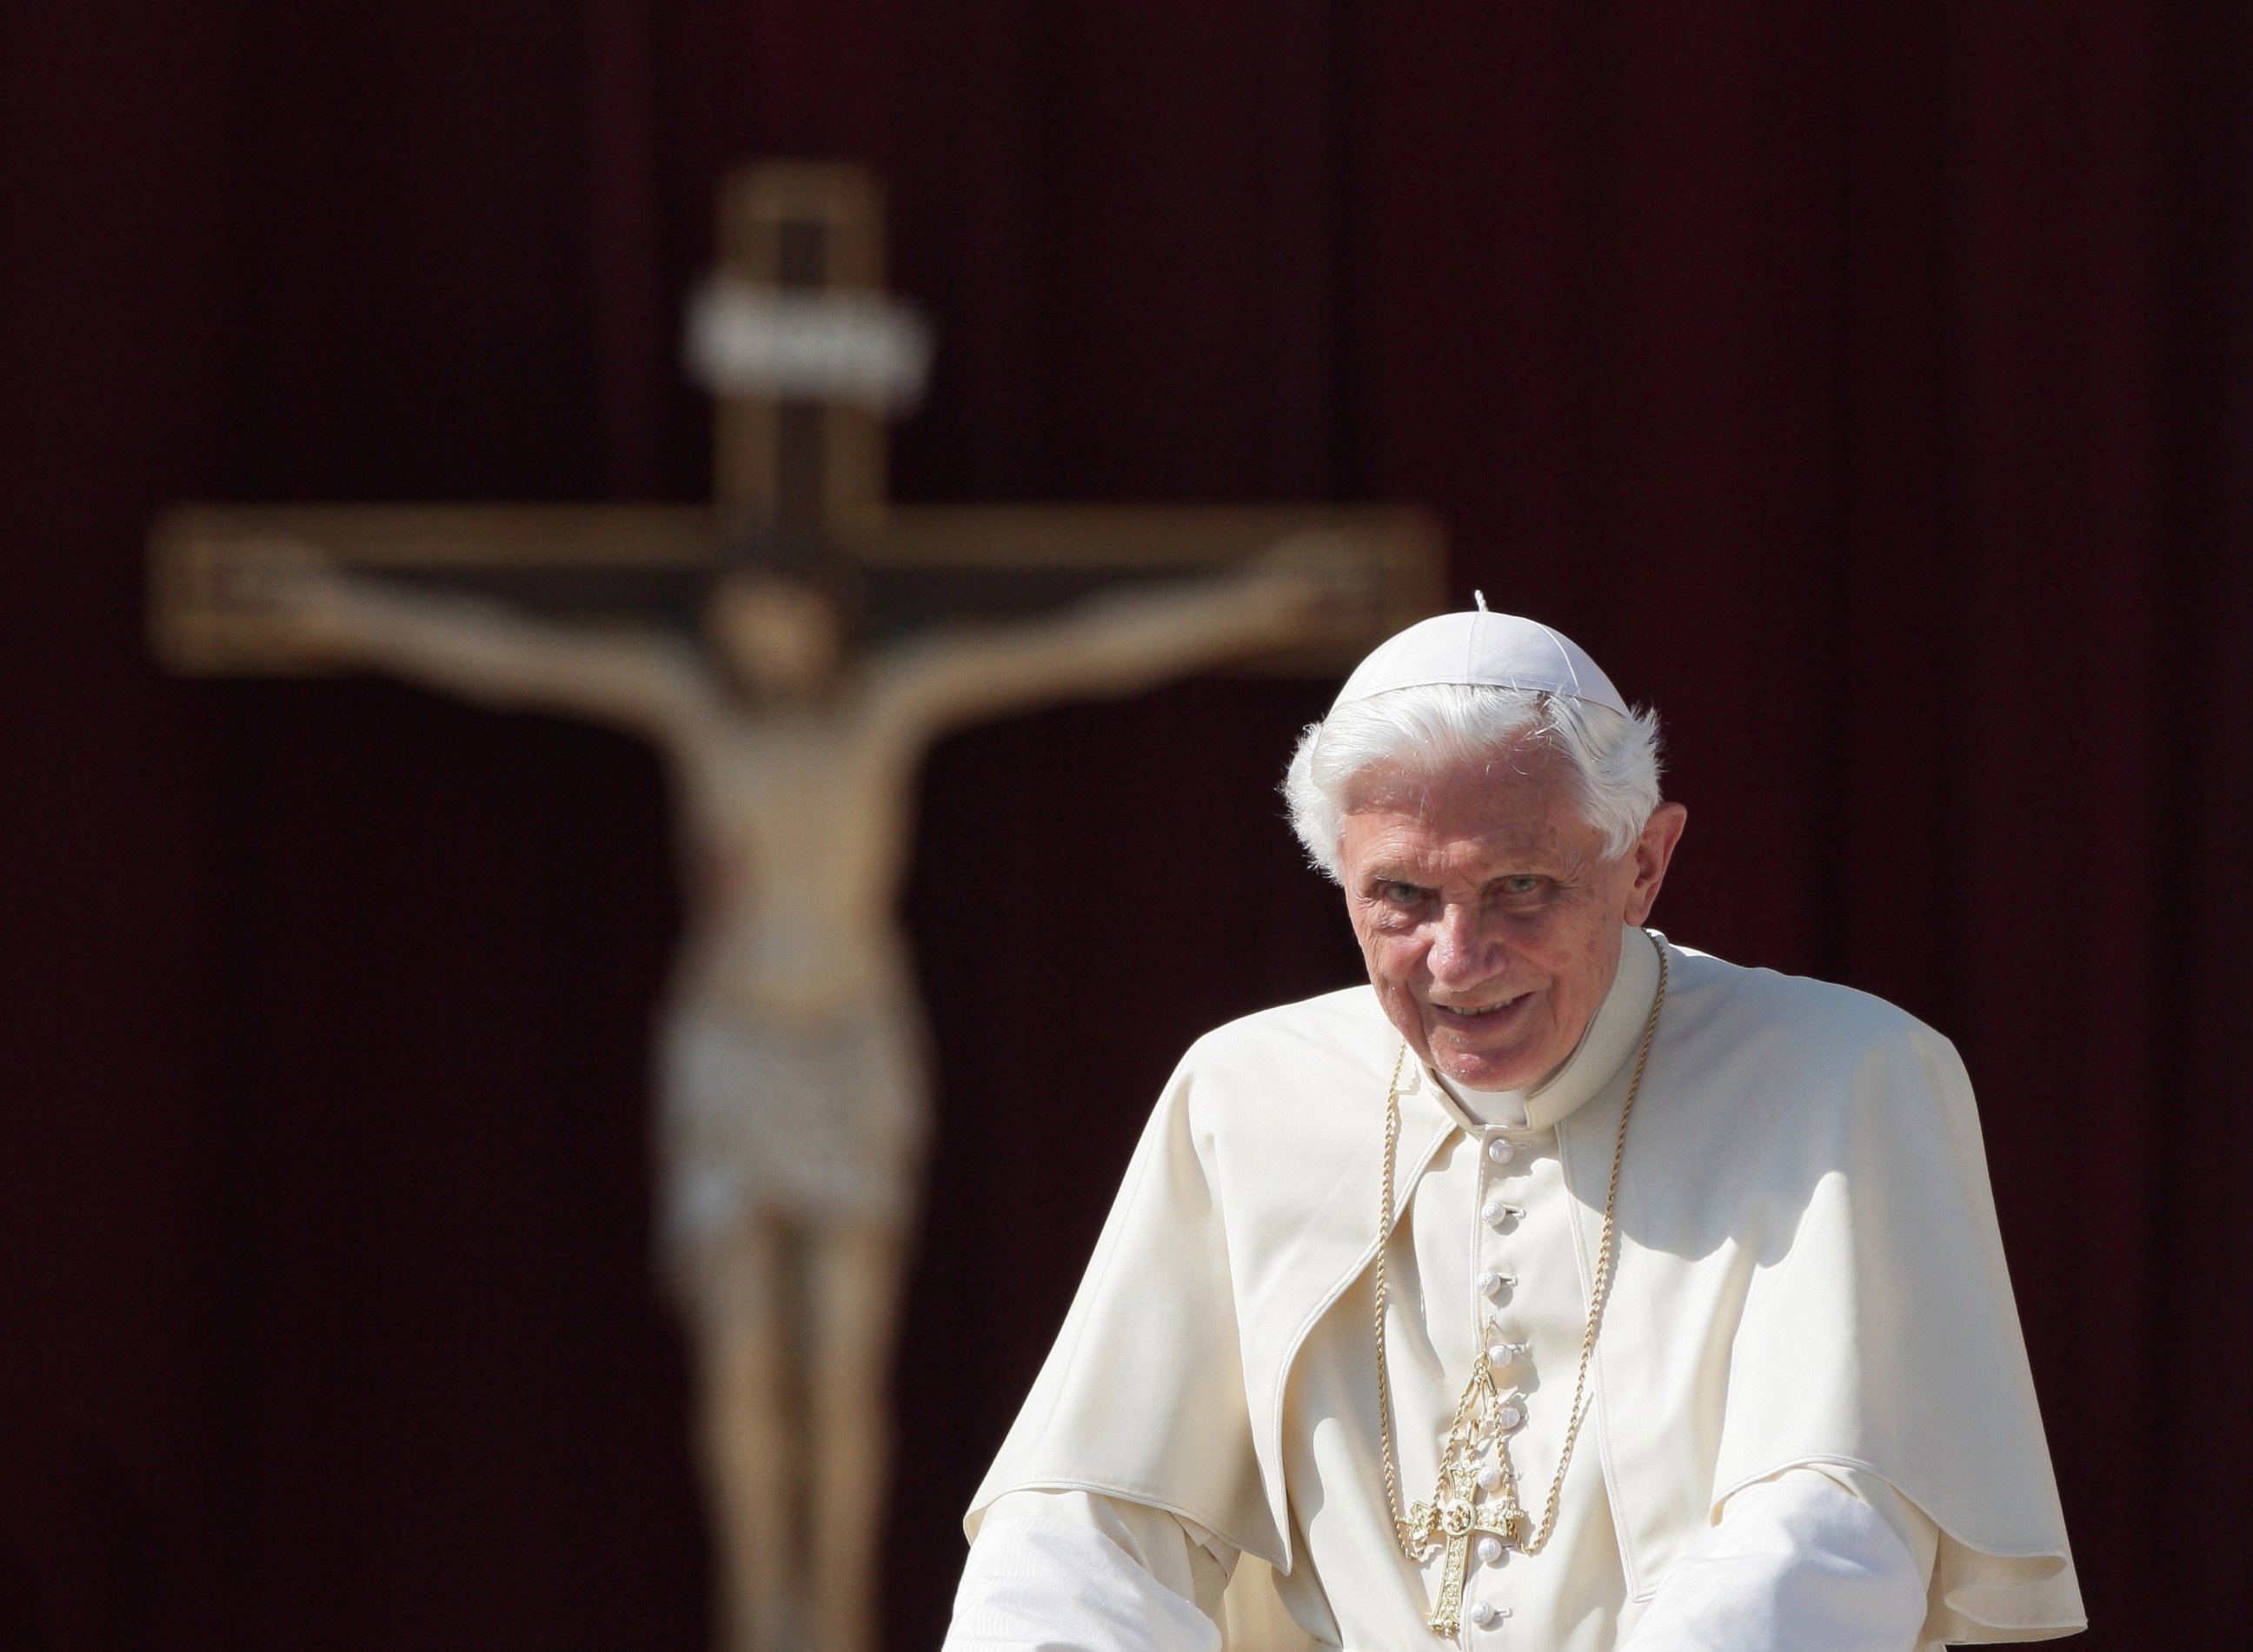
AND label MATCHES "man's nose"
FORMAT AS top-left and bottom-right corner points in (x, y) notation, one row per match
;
(1427, 903), (1500, 985)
